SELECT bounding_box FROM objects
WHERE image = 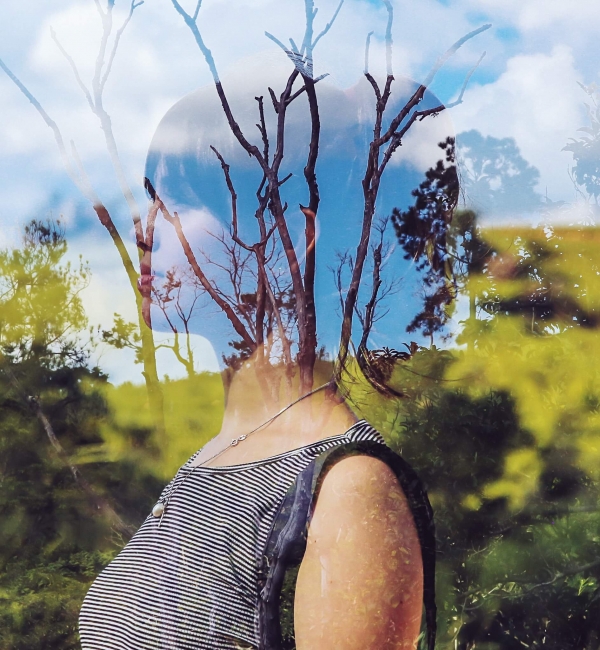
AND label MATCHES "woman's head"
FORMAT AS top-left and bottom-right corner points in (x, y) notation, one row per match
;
(142, 54), (457, 398)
